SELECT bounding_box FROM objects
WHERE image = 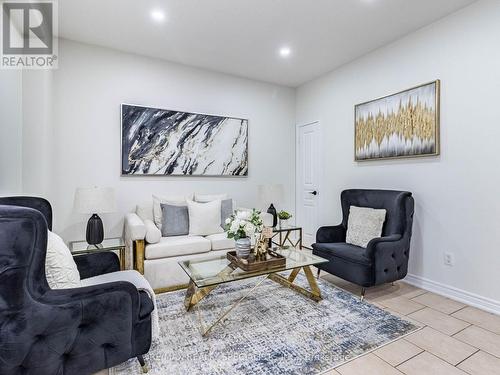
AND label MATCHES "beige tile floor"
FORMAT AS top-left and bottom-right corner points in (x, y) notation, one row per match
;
(321, 274), (500, 375)
(95, 274), (500, 375)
